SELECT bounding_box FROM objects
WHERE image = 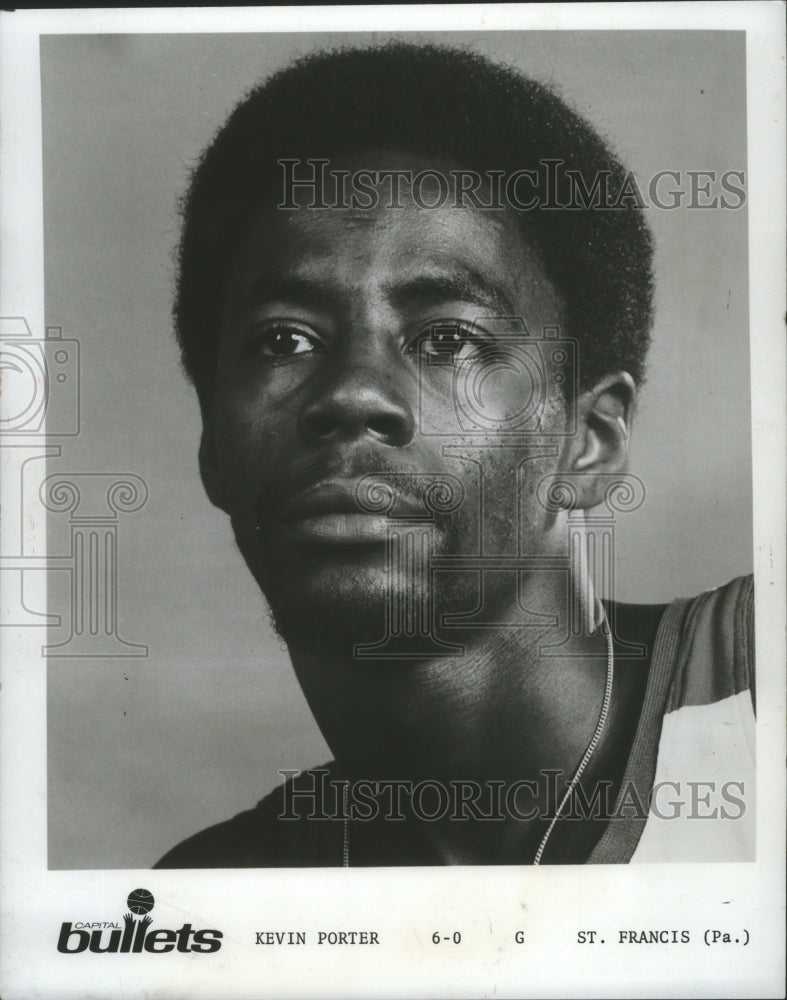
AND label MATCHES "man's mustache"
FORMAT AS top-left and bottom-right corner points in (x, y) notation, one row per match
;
(255, 457), (465, 522)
